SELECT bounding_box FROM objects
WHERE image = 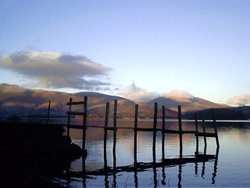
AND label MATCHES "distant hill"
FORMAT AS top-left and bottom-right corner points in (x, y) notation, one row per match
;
(237, 106), (250, 119)
(0, 84), (177, 120)
(1, 83), (239, 121)
(183, 106), (250, 120)
(148, 95), (227, 112)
